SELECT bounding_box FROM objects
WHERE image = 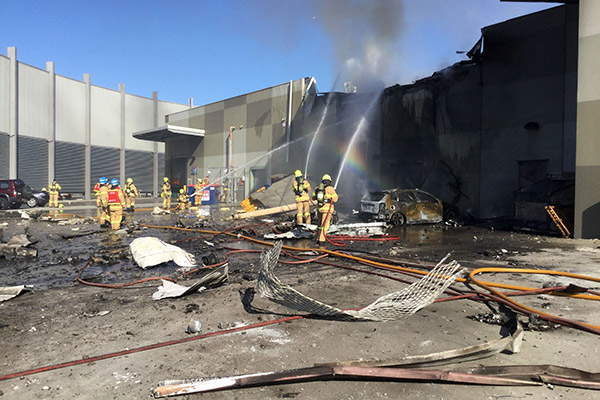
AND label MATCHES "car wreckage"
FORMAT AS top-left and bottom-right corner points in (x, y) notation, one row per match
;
(360, 188), (457, 226)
